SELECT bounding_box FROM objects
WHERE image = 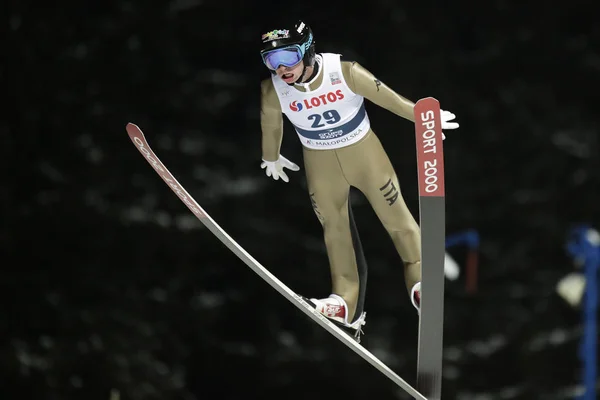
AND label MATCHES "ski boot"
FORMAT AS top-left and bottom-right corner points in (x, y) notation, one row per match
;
(304, 294), (367, 343)
(411, 282), (421, 315)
